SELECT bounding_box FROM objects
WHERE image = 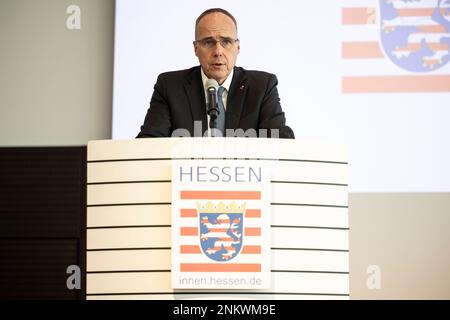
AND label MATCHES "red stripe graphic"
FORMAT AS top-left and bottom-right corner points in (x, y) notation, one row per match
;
(180, 245), (202, 254)
(180, 208), (261, 218)
(244, 227), (261, 236)
(180, 245), (261, 254)
(180, 209), (197, 217)
(241, 245), (261, 254)
(394, 43), (449, 52)
(181, 191), (260, 200)
(414, 25), (447, 33)
(342, 41), (384, 59)
(341, 7), (449, 25)
(245, 209), (261, 218)
(342, 7), (377, 25)
(180, 227), (198, 236)
(180, 263), (261, 272)
(342, 75), (450, 93)
(342, 41), (448, 59)
(180, 227), (261, 237)
(397, 8), (450, 17)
